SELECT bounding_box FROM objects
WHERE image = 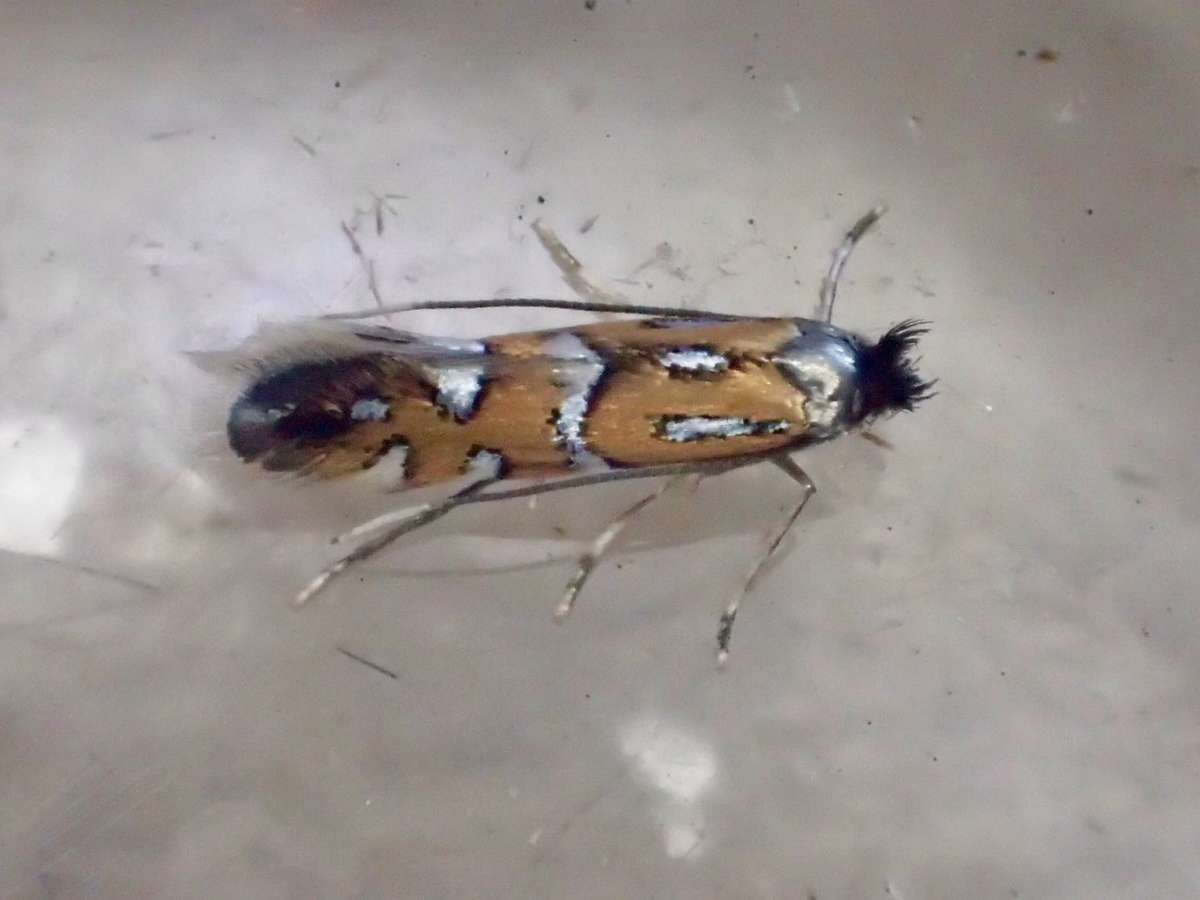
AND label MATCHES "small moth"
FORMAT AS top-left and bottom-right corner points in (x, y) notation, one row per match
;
(226, 209), (932, 662)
